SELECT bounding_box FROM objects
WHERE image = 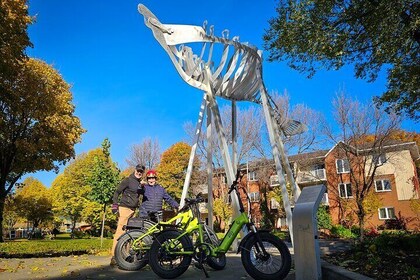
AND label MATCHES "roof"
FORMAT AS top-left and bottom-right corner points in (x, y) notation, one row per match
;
(288, 150), (329, 162)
